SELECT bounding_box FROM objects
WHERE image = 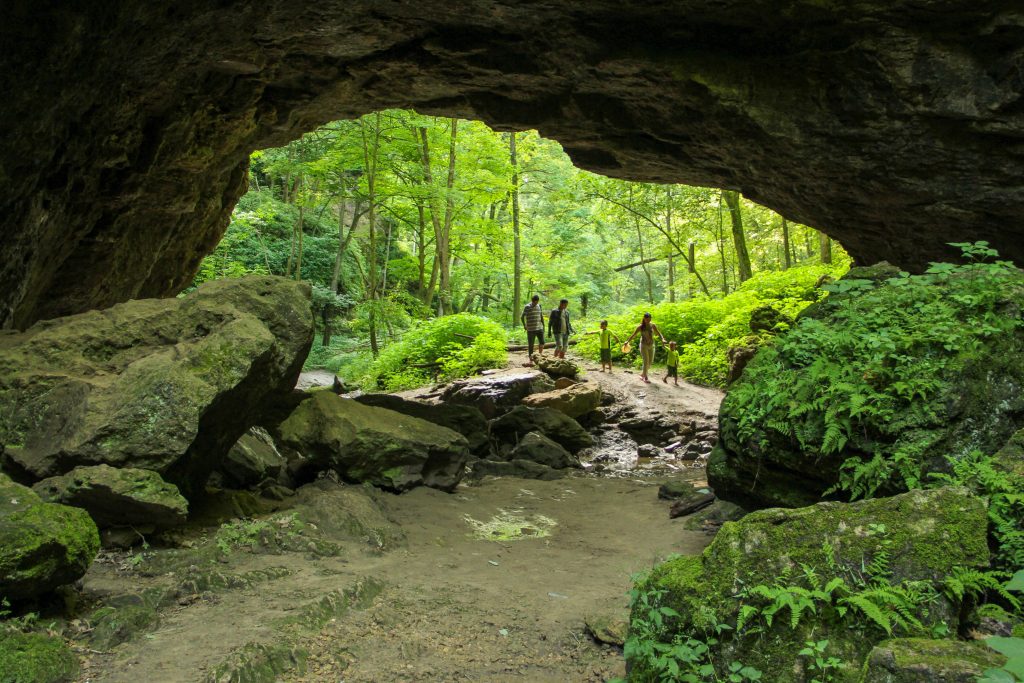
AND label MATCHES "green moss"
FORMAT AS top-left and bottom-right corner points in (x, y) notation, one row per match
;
(860, 638), (1005, 682)
(89, 604), (159, 650)
(631, 488), (988, 682)
(0, 631), (79, 683)
(1, 475), (100, 599)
